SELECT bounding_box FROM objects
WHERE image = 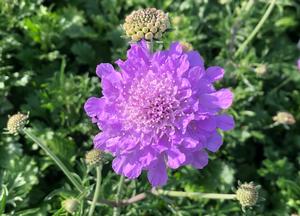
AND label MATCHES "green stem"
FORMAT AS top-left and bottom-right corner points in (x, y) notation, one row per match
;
(269, 76), (293, 94)
(113, 176), (125, 216)
(154, 189), (236, 200)
(22, 128), (84, 193)
(88, 165), (102, 216)
(234, 0), (276, 58)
